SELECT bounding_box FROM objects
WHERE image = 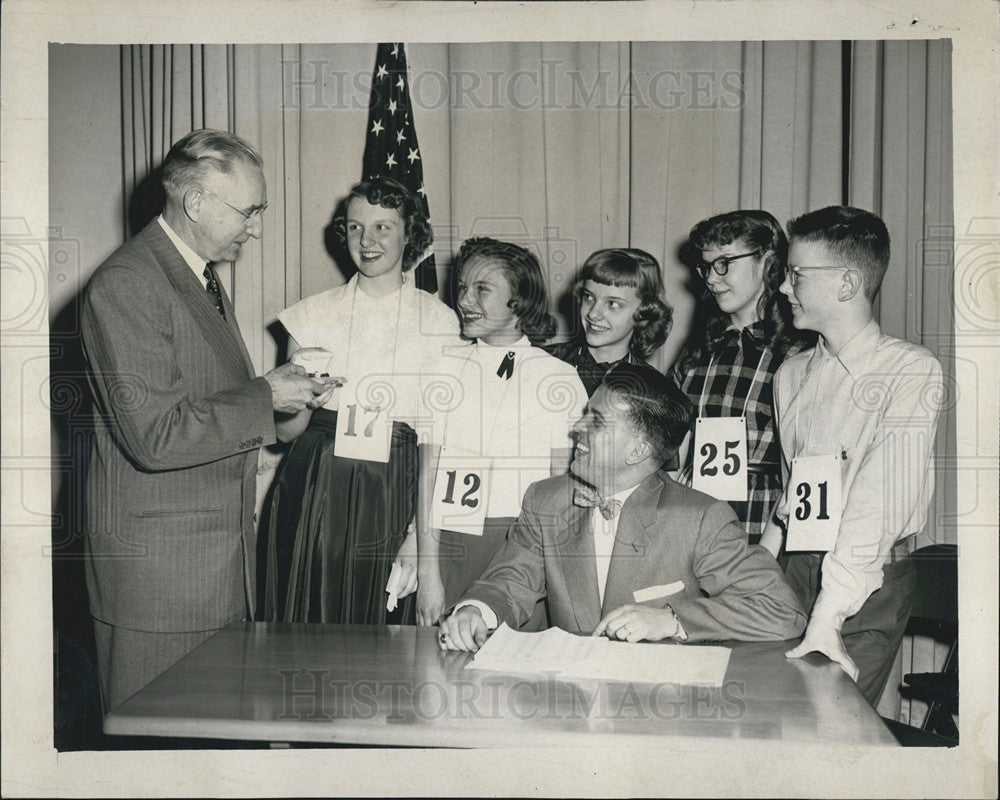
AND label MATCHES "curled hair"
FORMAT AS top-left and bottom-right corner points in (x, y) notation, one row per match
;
(786, 205), (890, 300)
(601, 362), (692, 464)
(456, 237), (556, 345)
(333, 176), (433, 271)
(161, 129), (263, 202)
(676, 210), (798, 375)
(572, 248), (673, 360)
